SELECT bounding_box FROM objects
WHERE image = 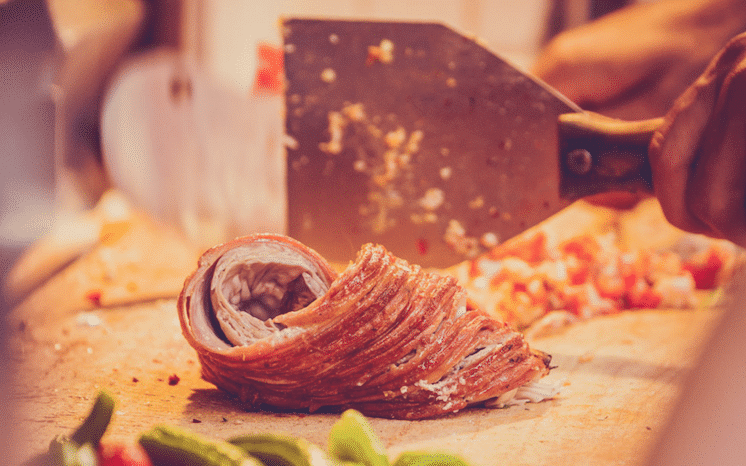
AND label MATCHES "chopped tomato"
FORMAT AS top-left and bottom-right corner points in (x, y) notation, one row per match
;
(534, 259), (569, 287)
(466, 227), (734, 331)
(618, 252), (646, 290)
(559, 235), (600, 263)
(626, 278), (662, 308)
(488, 258), (533, 284)
(525, 278), (548, 305)
(98, 442), (153, 466)
(649, 251), (684, 277)
(253, 43), (284, 95)
(545, 281), (617, 319)
(468, 259), (481, 279)
(595, 271), (625, 301)
(683, 248), (724, 289)
(564, 256), (590, 286)
(488, 232), (548, 263)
